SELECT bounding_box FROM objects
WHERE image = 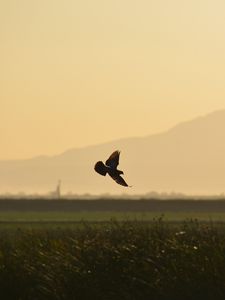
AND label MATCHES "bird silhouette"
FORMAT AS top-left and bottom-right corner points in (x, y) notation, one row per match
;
(94, 150), (130, 187)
